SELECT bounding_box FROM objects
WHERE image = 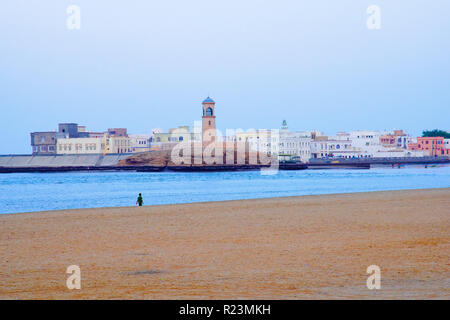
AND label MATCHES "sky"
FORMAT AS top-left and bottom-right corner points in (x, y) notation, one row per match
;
(0, 0), (449, 154)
